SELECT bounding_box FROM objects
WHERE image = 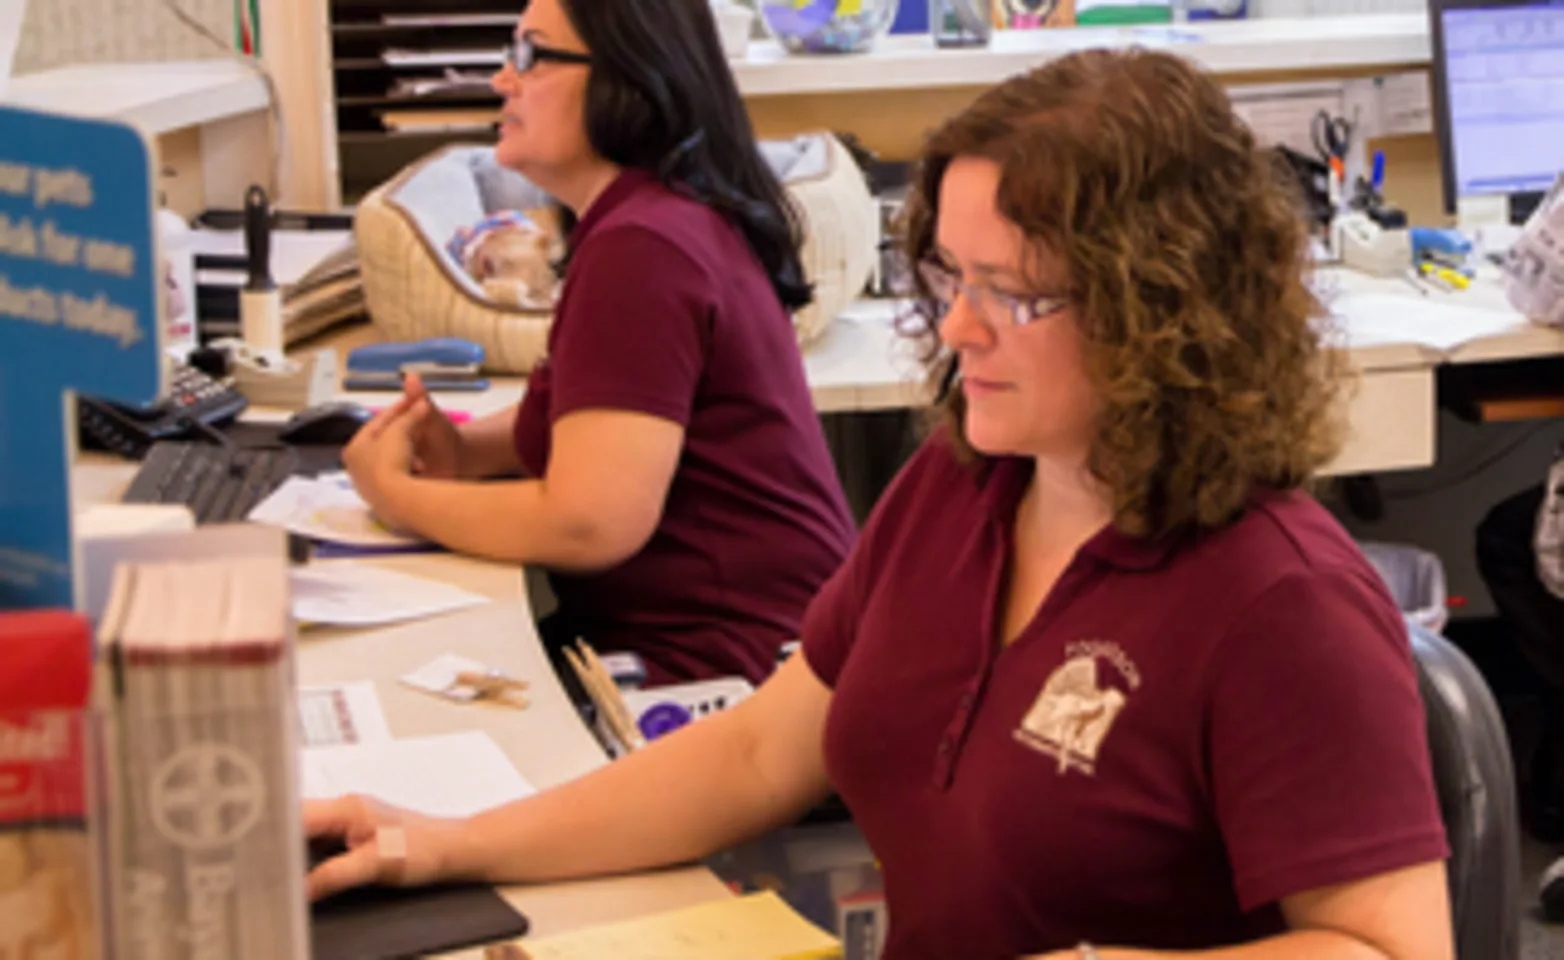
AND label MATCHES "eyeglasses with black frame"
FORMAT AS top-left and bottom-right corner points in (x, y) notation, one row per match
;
(916, 259), (1070, 330)
(503, 34), (592, 73)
